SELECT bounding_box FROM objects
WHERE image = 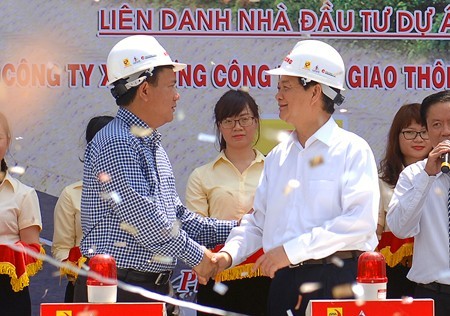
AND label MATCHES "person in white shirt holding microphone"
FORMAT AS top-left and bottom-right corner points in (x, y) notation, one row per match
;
(387, 90), (450, 316)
